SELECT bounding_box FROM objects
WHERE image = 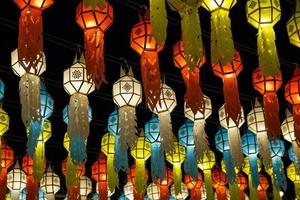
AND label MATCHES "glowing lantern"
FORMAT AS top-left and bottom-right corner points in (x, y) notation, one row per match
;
(178, 120), (198, 179)
(40, 167), (60, 200)
(242, 157), (261, 200)
(147, 183), (160, 200)
(0, 107), (9, 171)
(166, 139), (185, 195)
(170, 182), (189, 200)
(79, 176), (92, 200)
(154, 167), (173, 200)
(113, 67), (142, 150)
(184, 173), (203, 200)
(63, 54), (95, 165)
(237, 172), (247, 200)
(287, 163), (300, 199)
(92, 153), (108, 200)
(124, 182), (134, 200)
(7, 161), (26, 200)
(0, 142), (14, 200)
(184, 95), (212, 160)
(287, 1), (300, 47)
(257, 174), (269, 200)
(130, 9), (164, 110)
(127, 164), (148, 200)
(76, 1), (113, 88)
(246, 0), (281, 75)
(212, 167), (228, 200)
